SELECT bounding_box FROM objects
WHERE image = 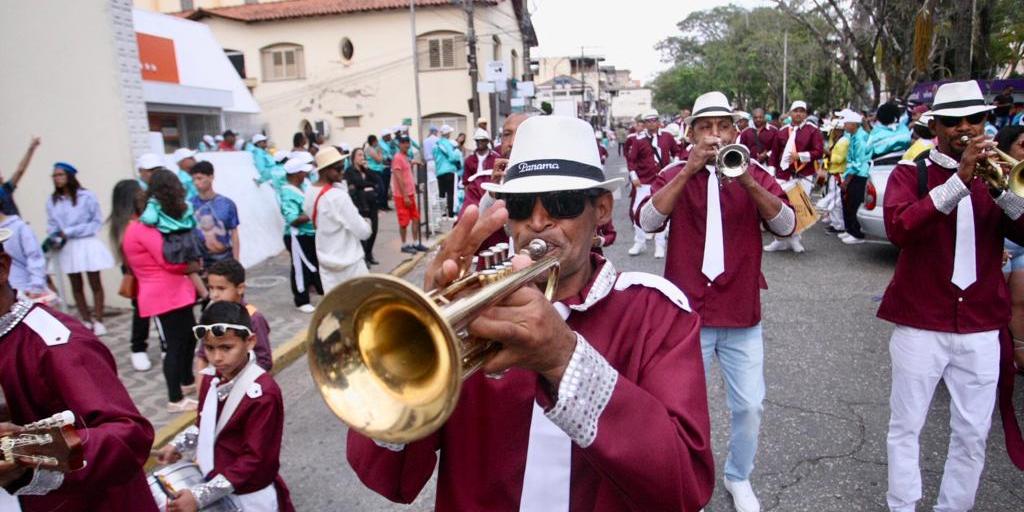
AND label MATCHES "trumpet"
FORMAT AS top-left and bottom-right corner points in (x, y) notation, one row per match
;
(959, 135), (1024, 195)
(715, 143), (750, 180)
(307, 240), (559, 444)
